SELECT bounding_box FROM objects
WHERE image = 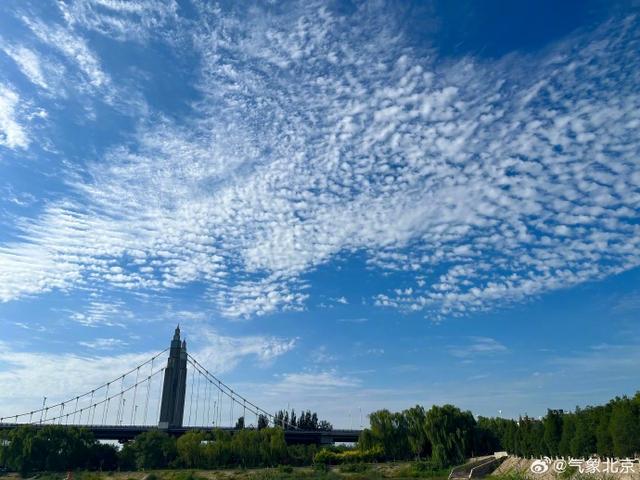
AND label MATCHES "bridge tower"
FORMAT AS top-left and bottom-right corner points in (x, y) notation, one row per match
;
(158, 326), (188, 428)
